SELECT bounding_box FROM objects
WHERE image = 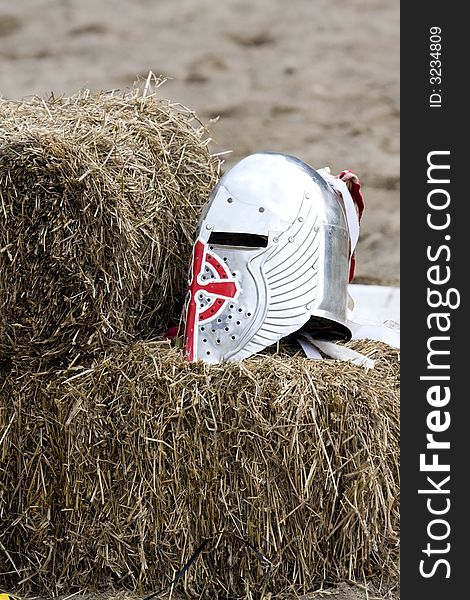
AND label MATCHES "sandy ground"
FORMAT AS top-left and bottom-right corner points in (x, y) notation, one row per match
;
(0, 0), (399, 598)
